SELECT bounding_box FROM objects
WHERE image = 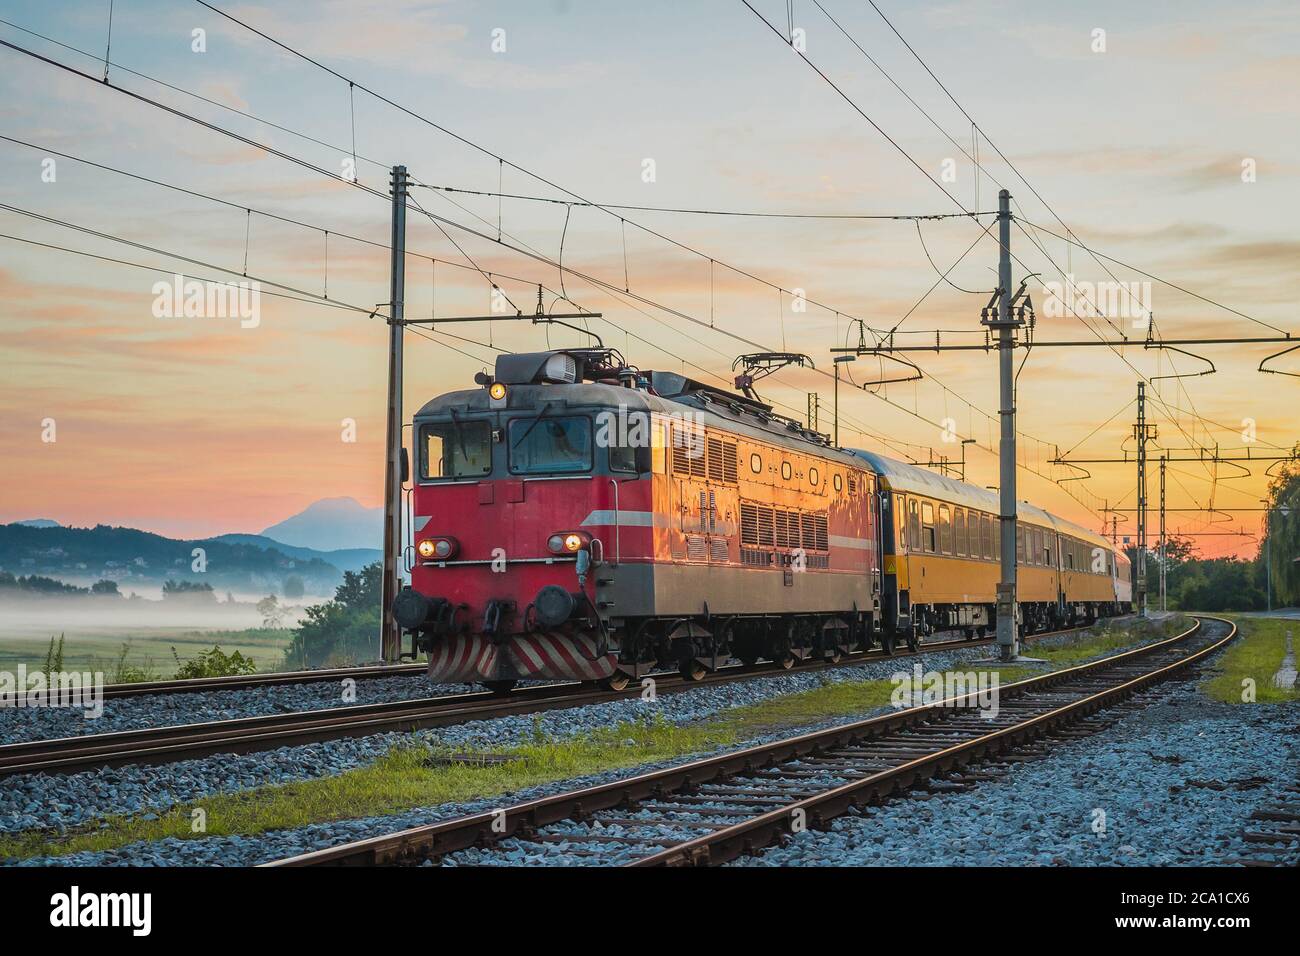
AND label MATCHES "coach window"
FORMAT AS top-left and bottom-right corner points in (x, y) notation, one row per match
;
(921, 501), (935, 553)
(781, 461), (792, 481)
(938, 505), (951, 554)
(421, 419), (492, 479)
(954, 508), (966, 556)
(982, 514), (993, 560)
(993, 518), (1001, 561)
(909, 499), (921, 552)
(508, 415), (593, 475)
